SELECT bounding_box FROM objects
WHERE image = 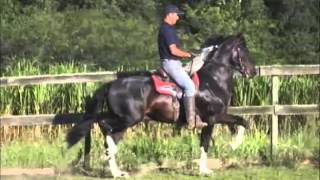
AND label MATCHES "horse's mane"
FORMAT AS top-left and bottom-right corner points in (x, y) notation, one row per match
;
(203, 33), (246, 48)
(201, 35), (228, 48)
(116, 71), (152, 78)
(202, 34), (245, 63)
(201, 35), (229, 61)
